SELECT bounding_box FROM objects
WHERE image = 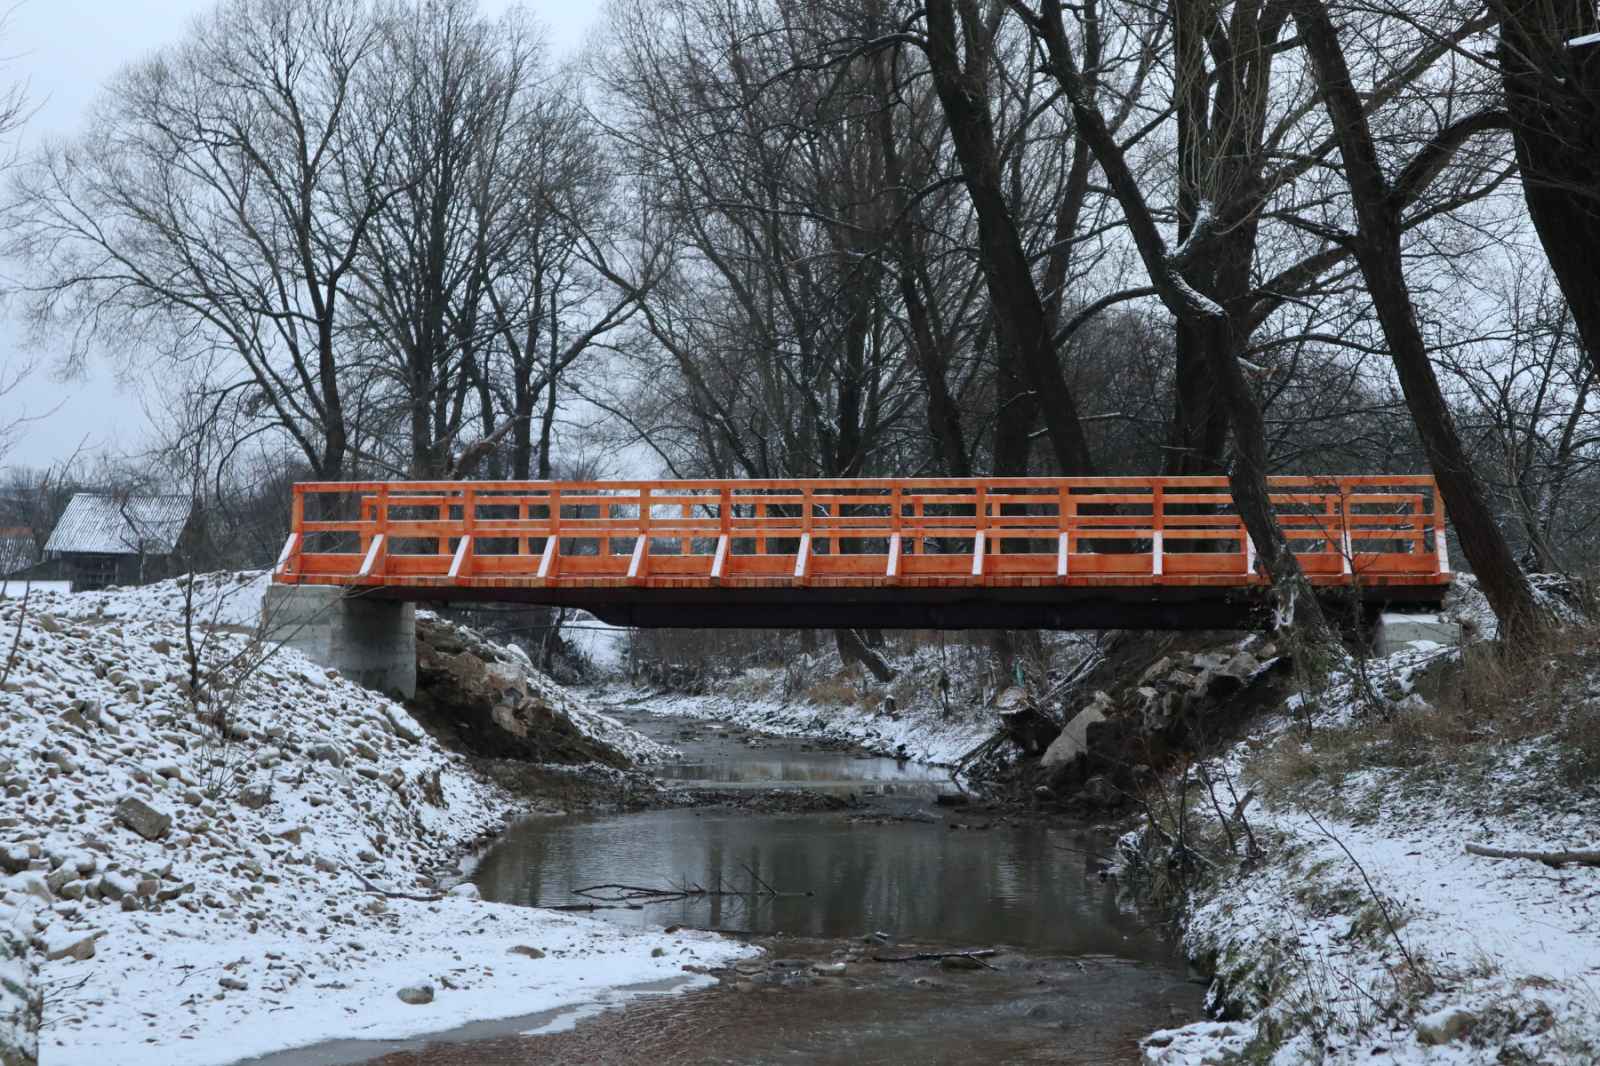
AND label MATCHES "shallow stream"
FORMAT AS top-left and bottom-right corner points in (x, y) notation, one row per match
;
(281, 701), (1200, 1065)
